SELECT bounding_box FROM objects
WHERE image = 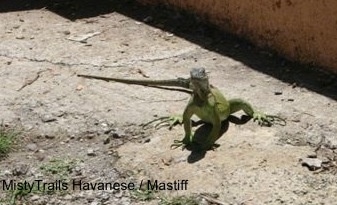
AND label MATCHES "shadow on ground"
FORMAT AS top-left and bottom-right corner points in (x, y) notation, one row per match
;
(185, 116), (252, 163)
(1, 0), (336, 100)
